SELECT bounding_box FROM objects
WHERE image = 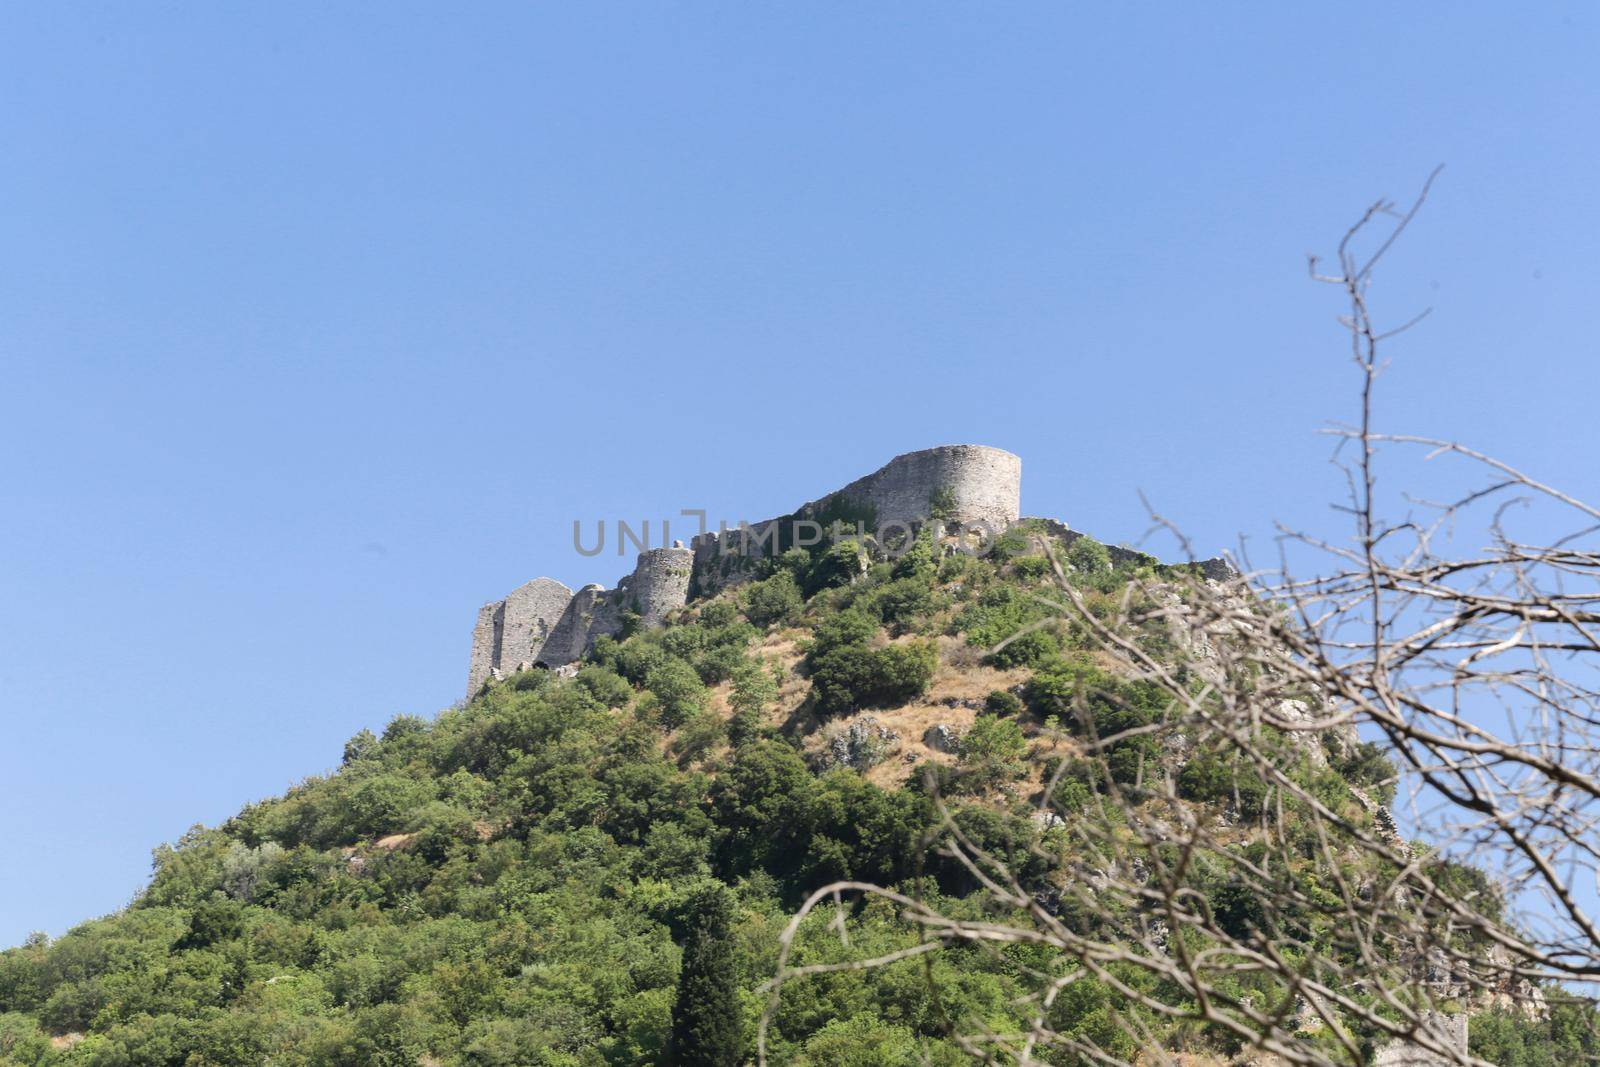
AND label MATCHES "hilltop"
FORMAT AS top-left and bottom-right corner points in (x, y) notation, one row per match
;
(0, 453), (1590, 1066)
